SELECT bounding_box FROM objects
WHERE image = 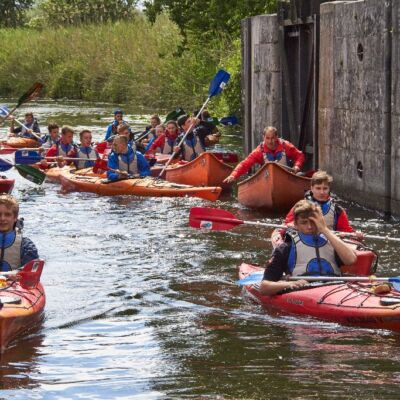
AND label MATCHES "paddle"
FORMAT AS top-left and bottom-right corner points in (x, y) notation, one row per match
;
(236, 272), (400, 291)
(164, 108), (185, 123)
(189, 206), (400, 243)
(15, 164), (46, 185)
(1, 259), (45, 289)
(0, 82), (44, 123)
(0, 106), (41, 140)
(15, 150), (98, 165)
(158, 70), (230, 178)
(205, 116), (238, 126)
